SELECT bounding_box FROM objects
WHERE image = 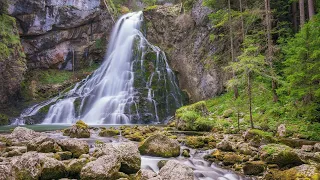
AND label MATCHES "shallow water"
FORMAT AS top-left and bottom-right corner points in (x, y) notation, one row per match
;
(36, 126), (256, 180)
